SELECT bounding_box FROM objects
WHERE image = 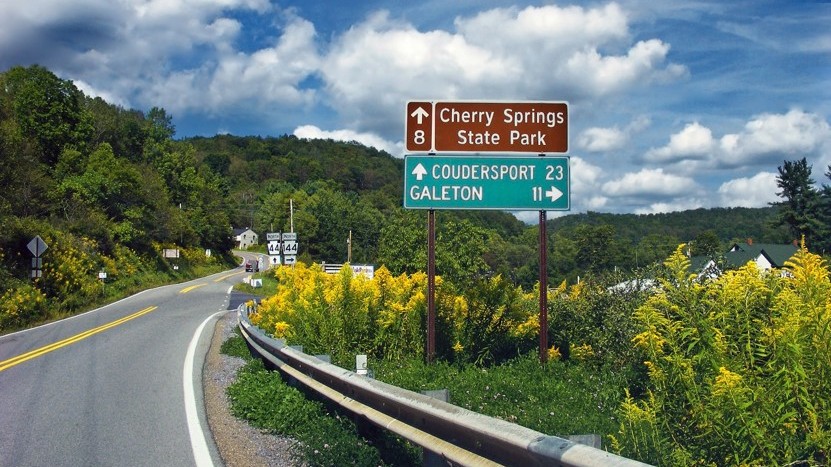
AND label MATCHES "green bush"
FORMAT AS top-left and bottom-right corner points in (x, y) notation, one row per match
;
(374, 353), (624, 437)
(226, 357), (418, 466)
(611, 244), (831, 465)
